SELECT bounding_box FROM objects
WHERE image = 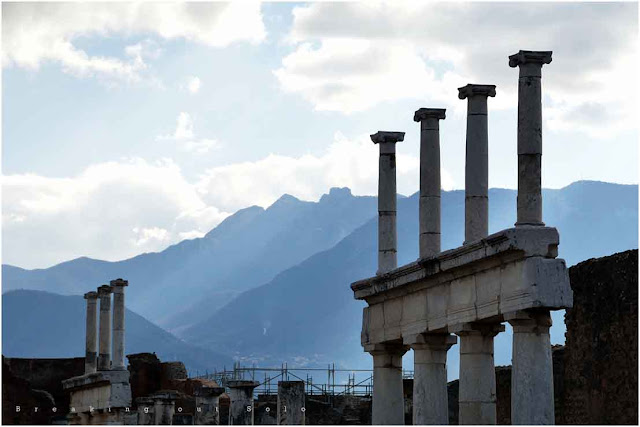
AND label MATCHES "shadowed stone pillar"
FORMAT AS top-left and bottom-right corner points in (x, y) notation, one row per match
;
(506, 310), (554, 424)
(406, 334), (456, 425)
(371, 131), (405, 274)
(228, 380), (259, 425)
(413, 108), (446, 258)
(367, 343), (408, 425)
(509, 50), (552, 227)
(458, 84), (496, 244)
(277, 381), (305, 425)
(110, 278), (128, 370)
(453, 323), (505, 425)
(97, 285), (112, 371)
(83, 291), (98, 374)
(195, 386), (225, 425)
